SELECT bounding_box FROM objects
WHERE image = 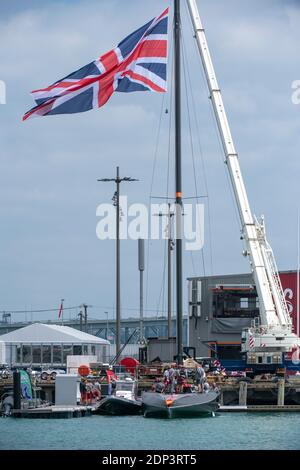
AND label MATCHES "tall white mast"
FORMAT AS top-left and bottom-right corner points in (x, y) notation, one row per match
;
(187, 0), (299, 351)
